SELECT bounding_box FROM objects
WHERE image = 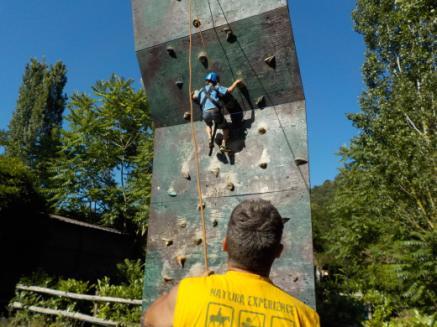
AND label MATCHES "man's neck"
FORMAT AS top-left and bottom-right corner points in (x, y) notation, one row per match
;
(227, 261), (271, 278)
